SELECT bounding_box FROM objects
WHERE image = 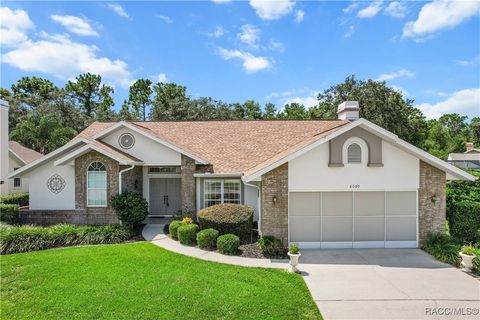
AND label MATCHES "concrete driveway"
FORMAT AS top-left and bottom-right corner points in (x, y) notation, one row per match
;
(299, 249), (479, 320)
